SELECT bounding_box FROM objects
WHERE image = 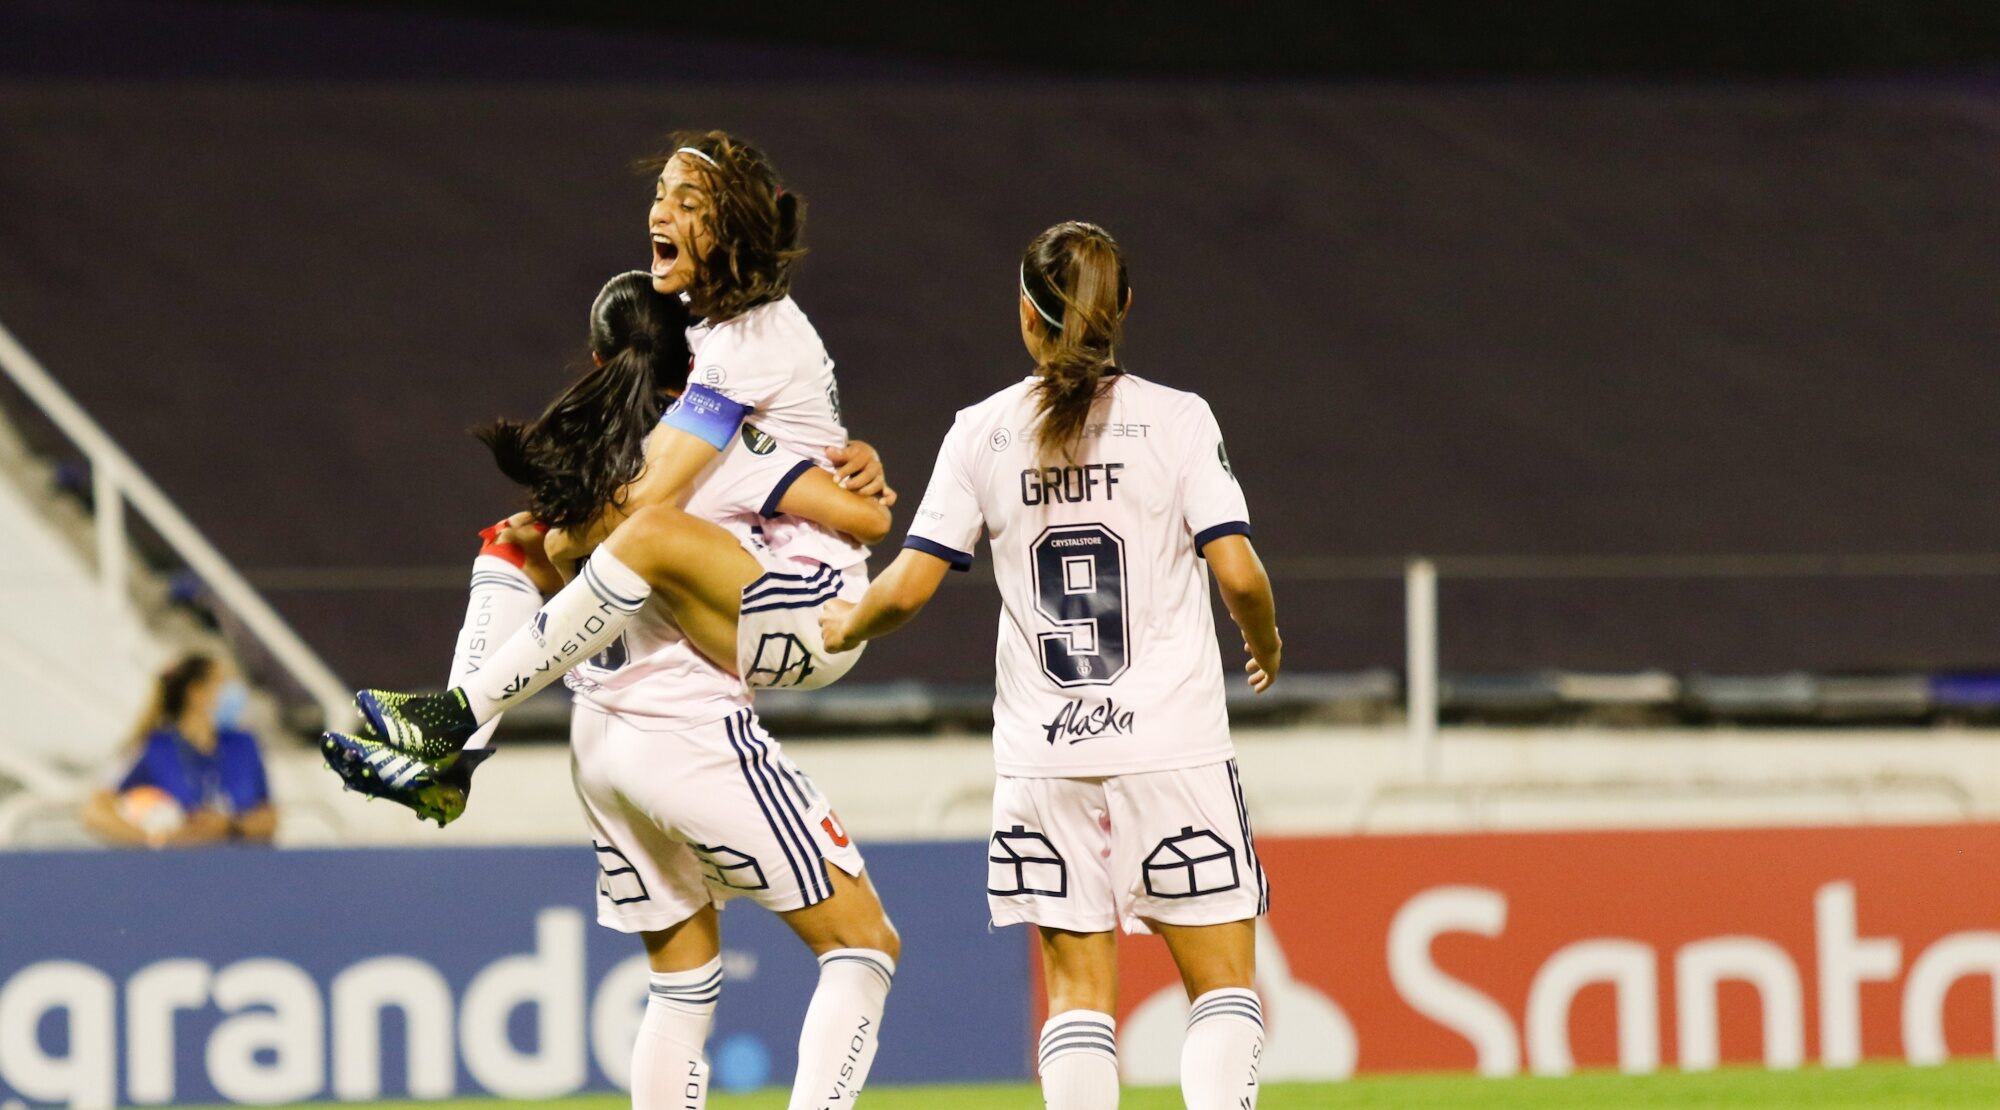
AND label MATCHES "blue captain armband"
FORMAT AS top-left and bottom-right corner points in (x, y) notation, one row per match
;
(661, 383), (751, 450)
